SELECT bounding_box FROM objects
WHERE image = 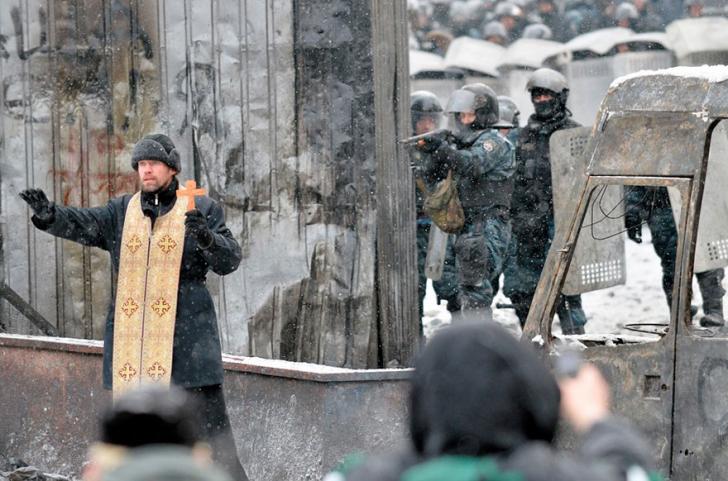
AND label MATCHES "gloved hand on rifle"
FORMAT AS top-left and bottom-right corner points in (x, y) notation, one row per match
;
(19, 188), (55, 223)
(625, 210), (642, 244)
(413, 129), (452, 153)
(431, 141), (467, 174)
